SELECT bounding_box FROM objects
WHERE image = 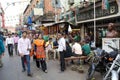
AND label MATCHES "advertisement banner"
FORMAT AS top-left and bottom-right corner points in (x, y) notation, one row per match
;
(102, 38), (120, 53)
(34, 8), (43, 16)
